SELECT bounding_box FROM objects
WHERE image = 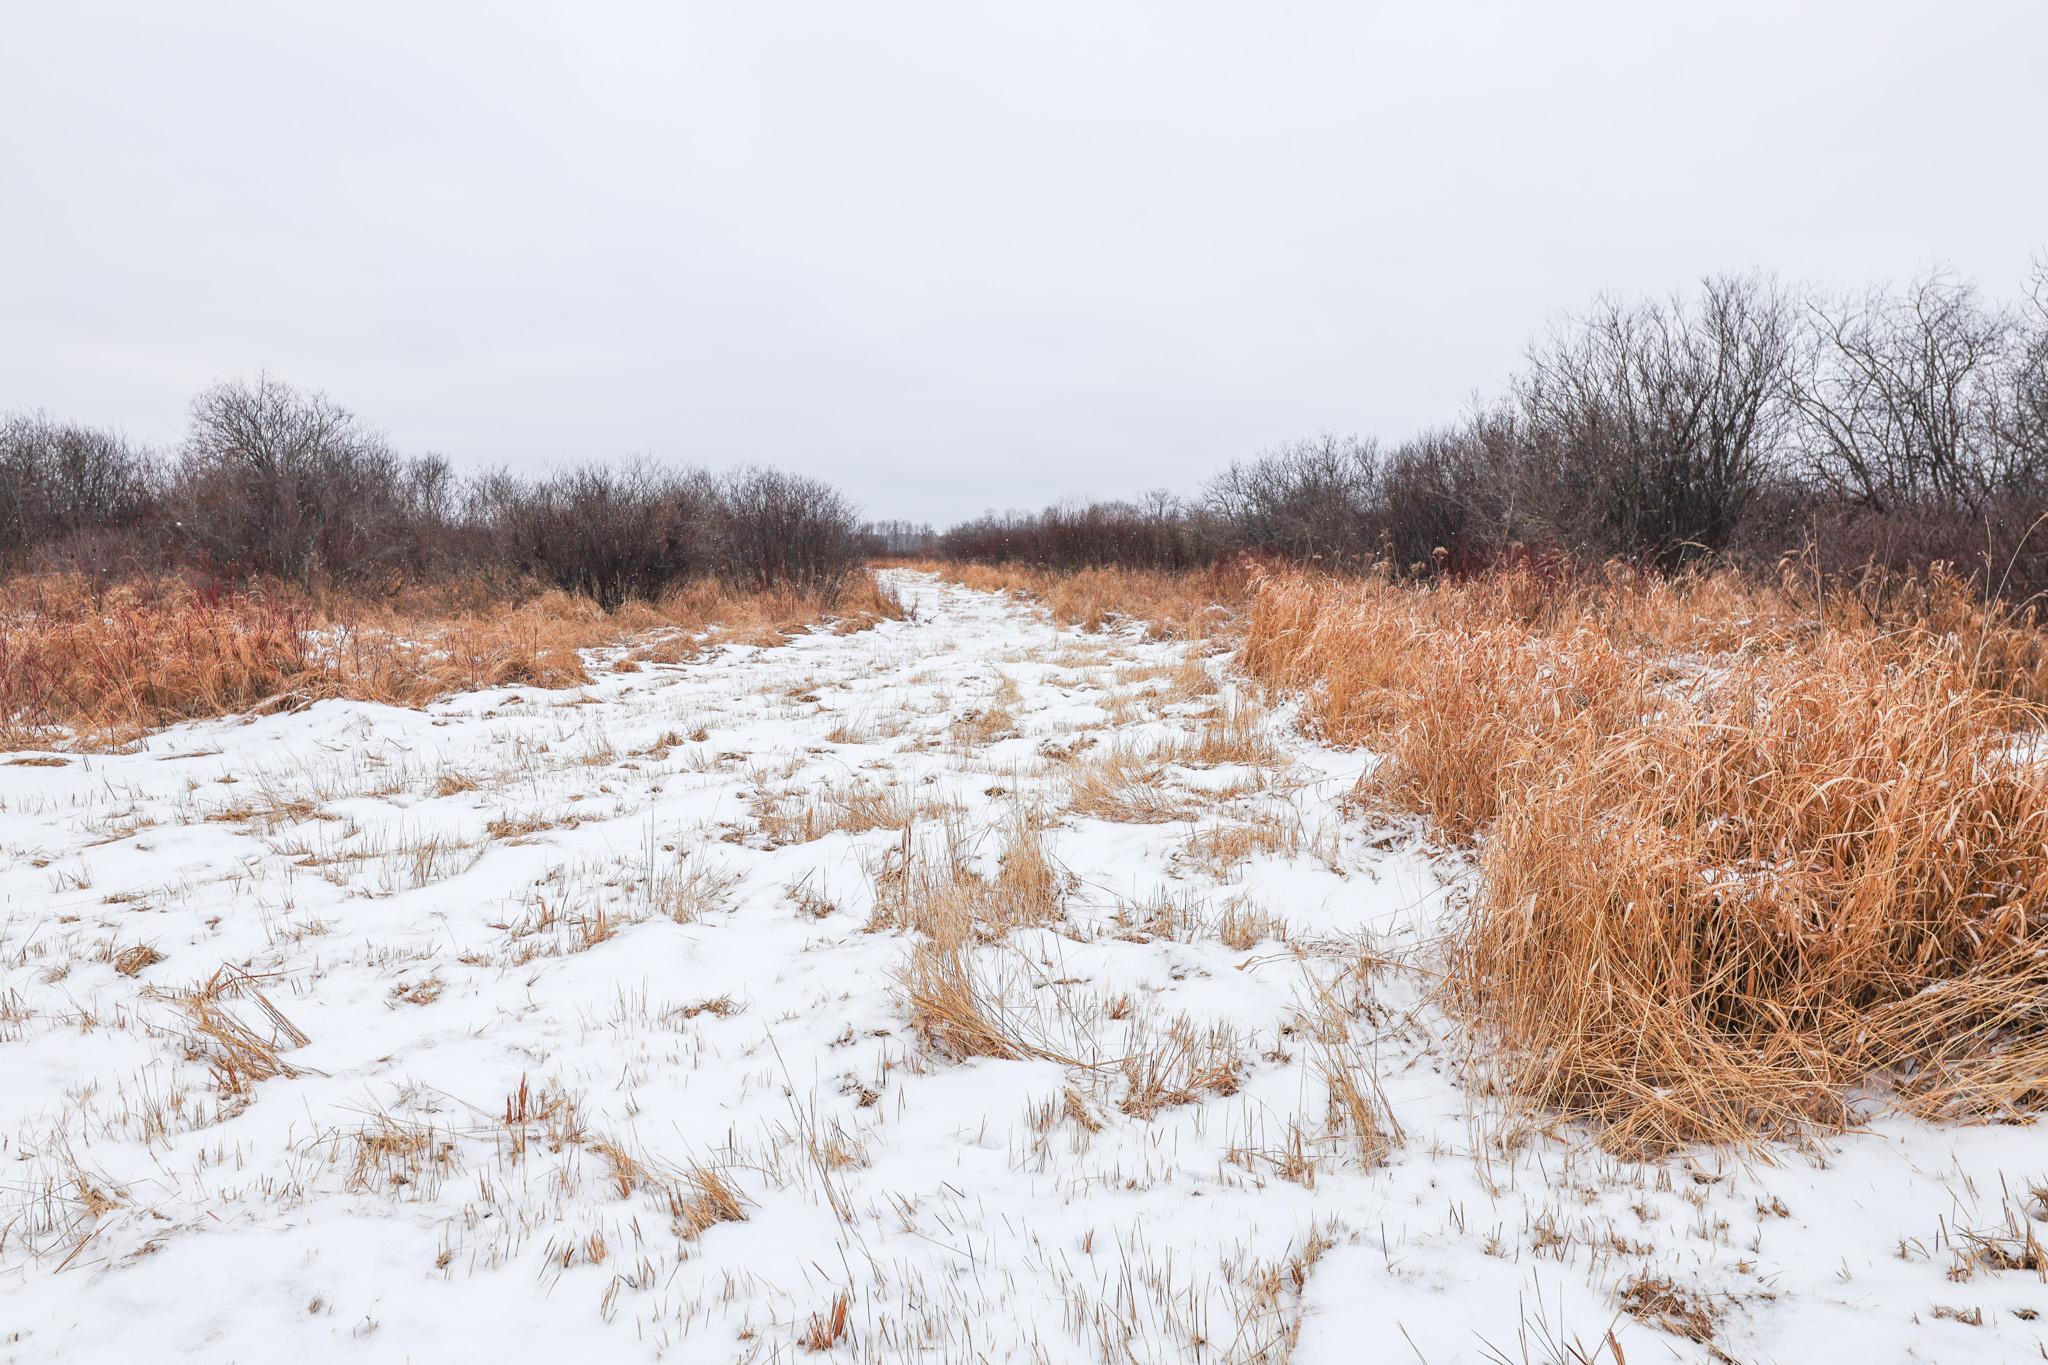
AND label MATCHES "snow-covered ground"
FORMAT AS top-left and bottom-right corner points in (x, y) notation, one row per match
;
(2, 571), (2041, 1363)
